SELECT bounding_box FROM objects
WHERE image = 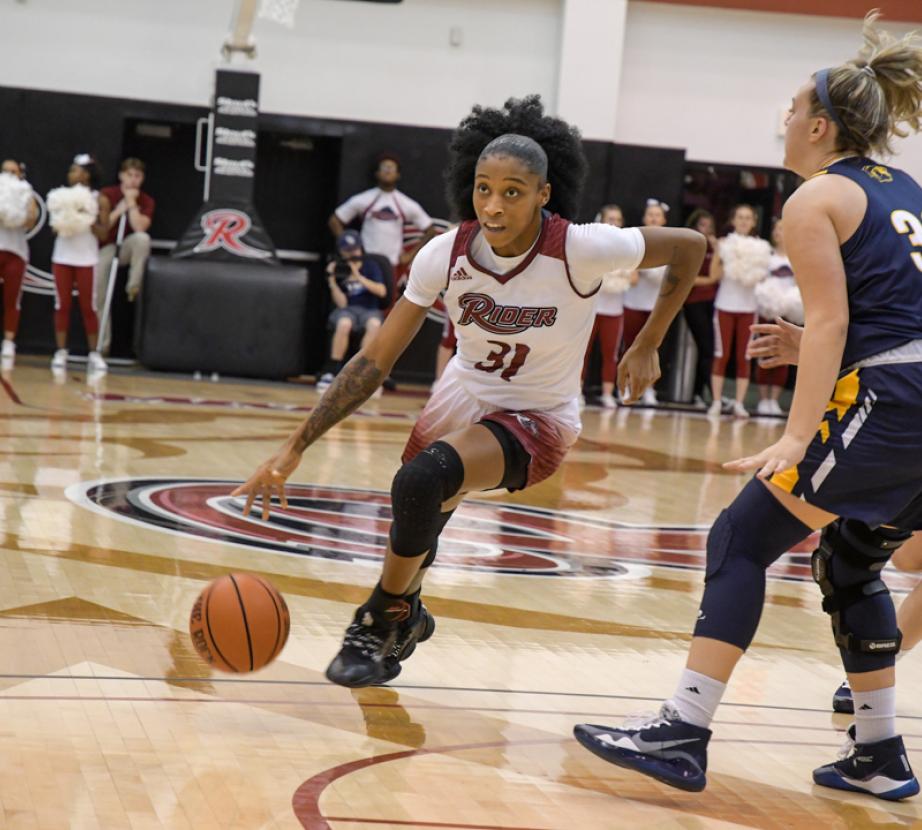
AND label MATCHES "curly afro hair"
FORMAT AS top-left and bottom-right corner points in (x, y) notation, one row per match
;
(445, 95), (588, 222)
